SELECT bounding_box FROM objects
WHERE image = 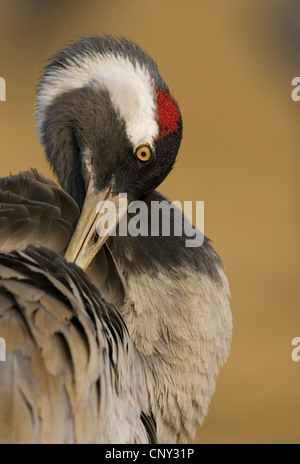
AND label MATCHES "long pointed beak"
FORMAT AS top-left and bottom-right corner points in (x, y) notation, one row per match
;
(65, 177), (128, 270)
